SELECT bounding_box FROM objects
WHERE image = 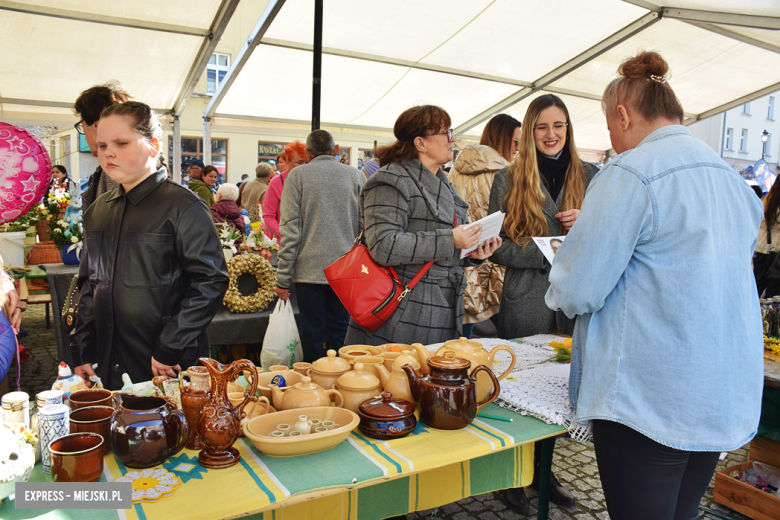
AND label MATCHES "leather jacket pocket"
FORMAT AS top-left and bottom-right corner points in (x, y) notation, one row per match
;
(83, 230), (102, 283)
(123, 232), (174, 288)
